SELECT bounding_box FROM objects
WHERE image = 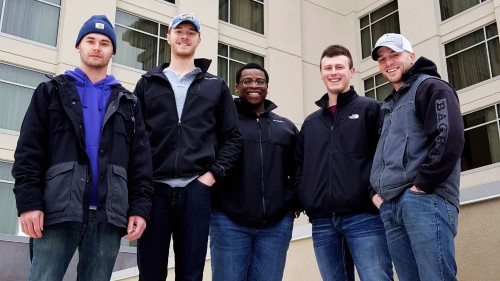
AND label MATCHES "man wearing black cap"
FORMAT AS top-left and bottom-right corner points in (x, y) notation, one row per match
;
(134, 13), (242, 281)
(370, 33), (464, 281)
(12, 15), (153, 281)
